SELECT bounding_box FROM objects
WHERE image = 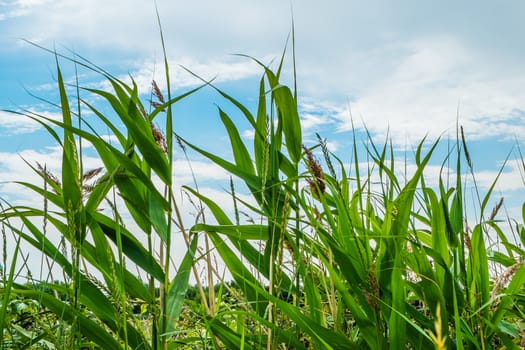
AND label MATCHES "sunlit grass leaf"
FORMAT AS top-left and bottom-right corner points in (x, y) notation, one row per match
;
(219, 108), (256, 176)
(55, 60), (84, 245)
